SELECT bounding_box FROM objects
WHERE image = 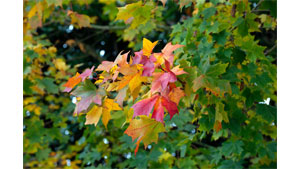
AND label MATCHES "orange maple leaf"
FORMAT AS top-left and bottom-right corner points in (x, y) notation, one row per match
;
(63, 72), (81, 92)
